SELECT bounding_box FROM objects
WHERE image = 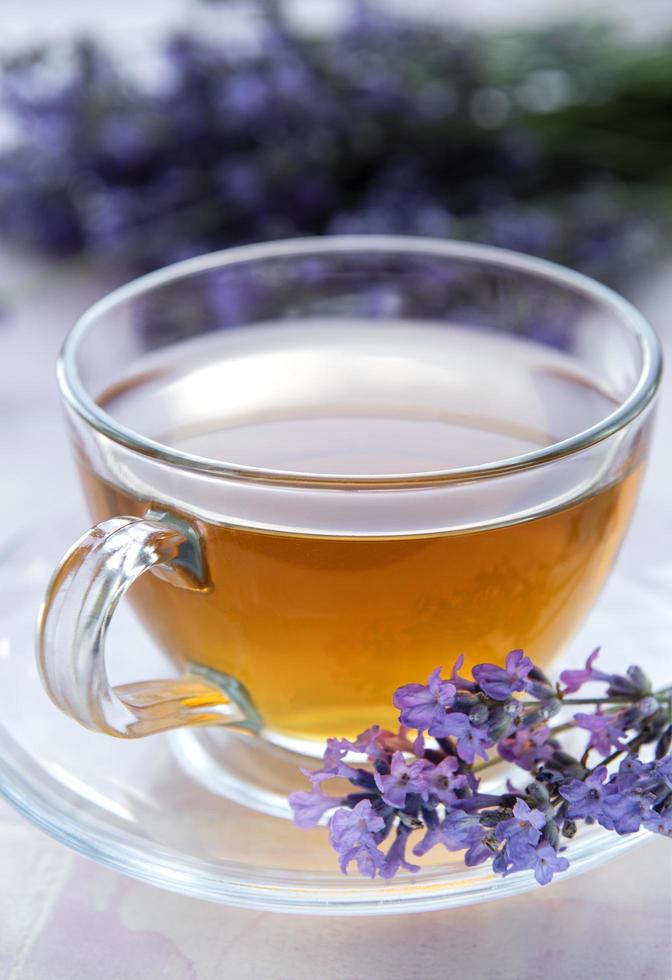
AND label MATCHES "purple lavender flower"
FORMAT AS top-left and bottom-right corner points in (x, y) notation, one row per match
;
(314, 737), (359, 779)
(528, 844), (570, 886)
(344, 725), (390, 762)
(440, 810), (488, 851)
(643, 807), (672, 838)
(599, 783), (648, 835)
(435, 712), (492, 763)
(604, 665), (652, 700)
(495, 838), (569, 885)
(653, 755), (672, 791)
(495, 799), (547, 848)
(373, 751), (431, 807)
(425, 757), (467, 804)
(393, 667), (456, 733)
(473, 649), (533, 700)
(449, 654), (478, 692)
(559, 648), (609, 694)
(411, 825), (444, 857)
(328, 800), (385, 877)
(289, 786), (342, 828)
(559, 766), (608, 820)
(380, 829), (421, 878)
(574, 709), (626, 756)
(413, 810), (487, 858)
(498, 725), (555, 771)
(464, 838), (494, 866)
